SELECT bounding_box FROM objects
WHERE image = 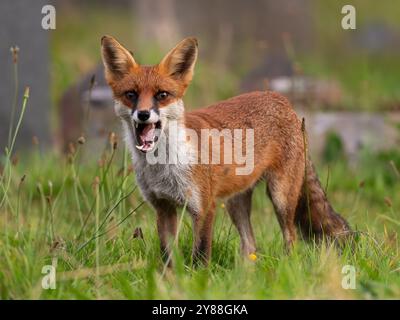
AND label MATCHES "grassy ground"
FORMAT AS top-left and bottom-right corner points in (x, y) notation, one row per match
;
(0, 130), (399, 299)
